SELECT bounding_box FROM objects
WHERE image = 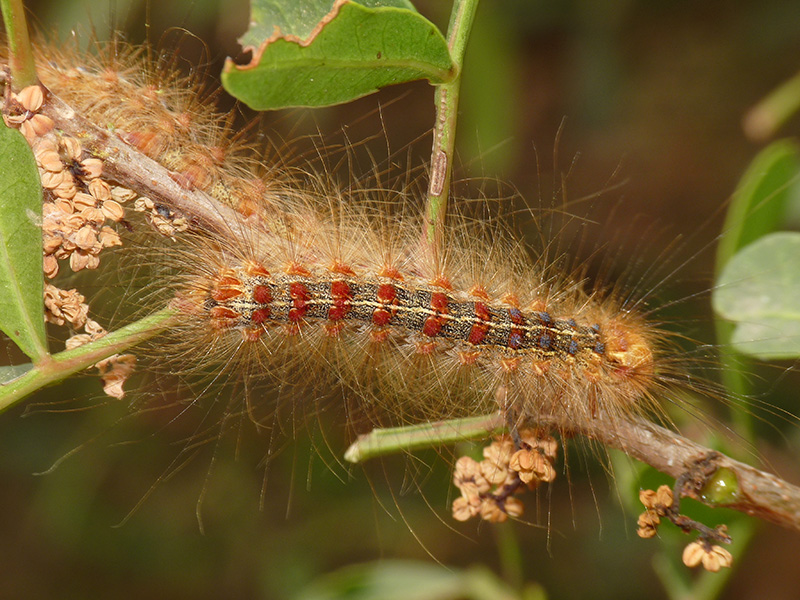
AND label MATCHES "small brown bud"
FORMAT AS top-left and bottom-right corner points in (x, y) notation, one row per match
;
(37, 150), (64, 173)
(655, 485), (674, 508)
(60, 137), (82, 162)
(42, 235), (62, 255)
(637, 510), (660, 529)
(111, 186), (137, 203)
(69, 250), (90, 272)
(639, 489), (657, 509)
(80, 207), (106, 226)
(84, 319), (107, 337)
(479, 498), (507, 523)
(16, 85), (44, 112)
(65, 334), (92, 350)
(452, 496), (481, 522)
(73, 192), (96, 209)
(26, 114), (54, 138)
(72, 226), (98, 250)
(81, 158), (103, 179)
(682, 542), (705, 568)
(88, 179), (111, 202)
(100, 199), (124, 222)
(503, 497), (524, 518)
(98, 226), (122, 248)
(96, 353), (136, 399)
(42, 254), (59, 278)
(40, 170), (66, 189)
(703, 546), (733, 572)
